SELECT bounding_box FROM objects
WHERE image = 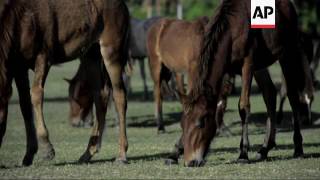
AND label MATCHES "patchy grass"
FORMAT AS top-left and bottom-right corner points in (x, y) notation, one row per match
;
(0, 61), (320, 179)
